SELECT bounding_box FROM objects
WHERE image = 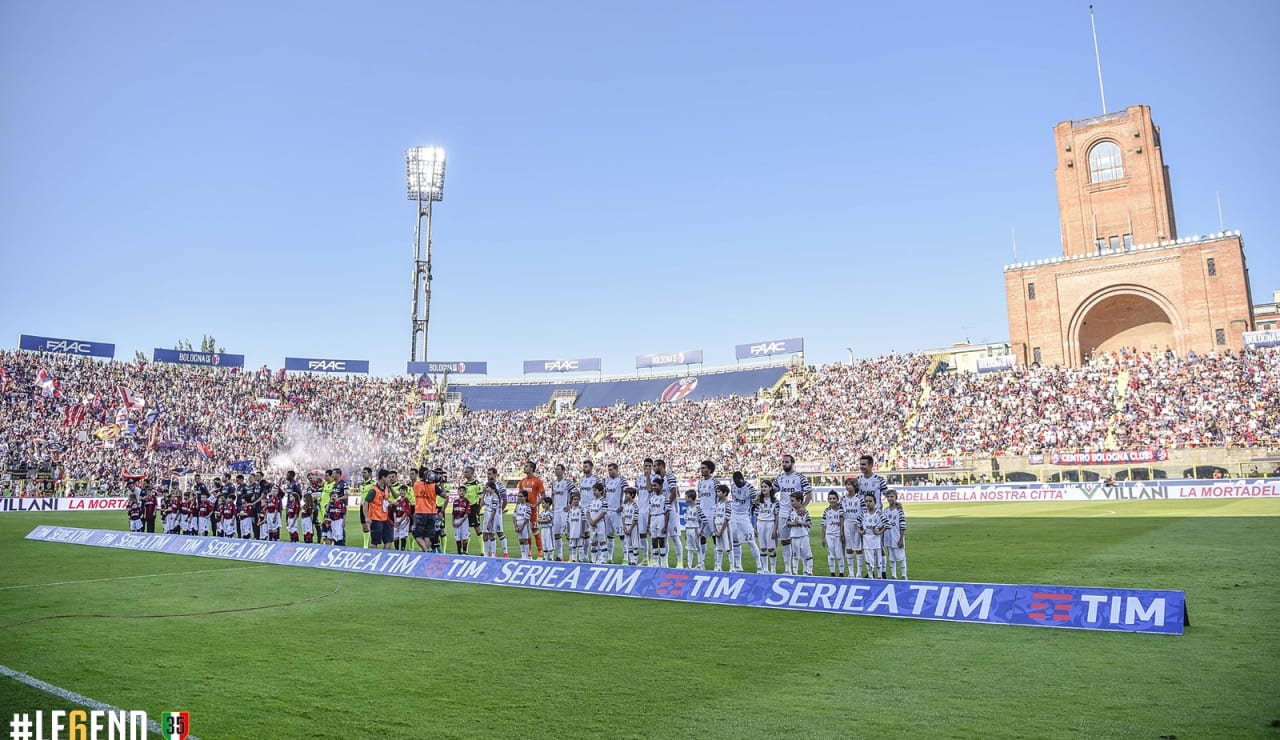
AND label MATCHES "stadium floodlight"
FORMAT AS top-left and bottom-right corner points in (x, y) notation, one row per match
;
(406, 146), (447, 202)
(408, 146), (447, 364)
